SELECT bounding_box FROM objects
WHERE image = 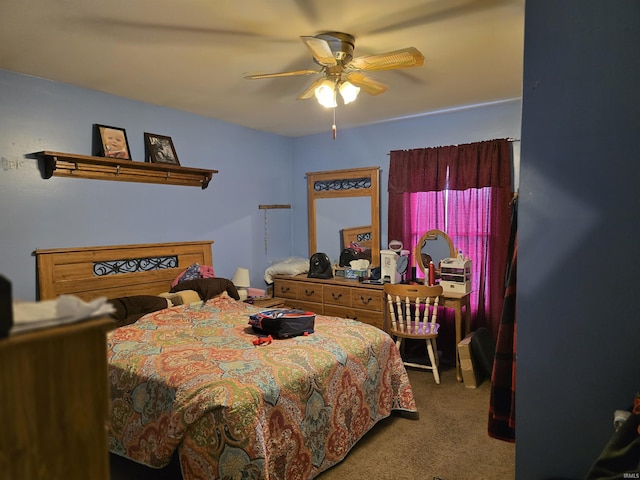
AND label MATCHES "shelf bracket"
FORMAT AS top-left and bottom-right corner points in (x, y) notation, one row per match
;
(258, 204), (291, 210)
